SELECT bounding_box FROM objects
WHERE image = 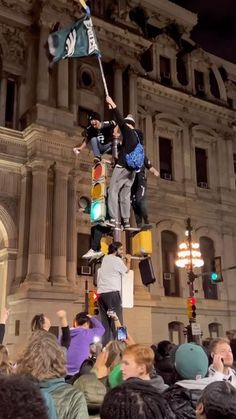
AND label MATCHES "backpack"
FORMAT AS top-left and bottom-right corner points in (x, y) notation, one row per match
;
(125, 131), (144, 170)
